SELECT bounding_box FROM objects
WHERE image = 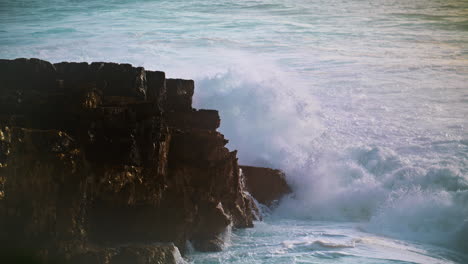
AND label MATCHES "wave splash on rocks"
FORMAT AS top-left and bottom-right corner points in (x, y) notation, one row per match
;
(0, 58), (291, 263)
